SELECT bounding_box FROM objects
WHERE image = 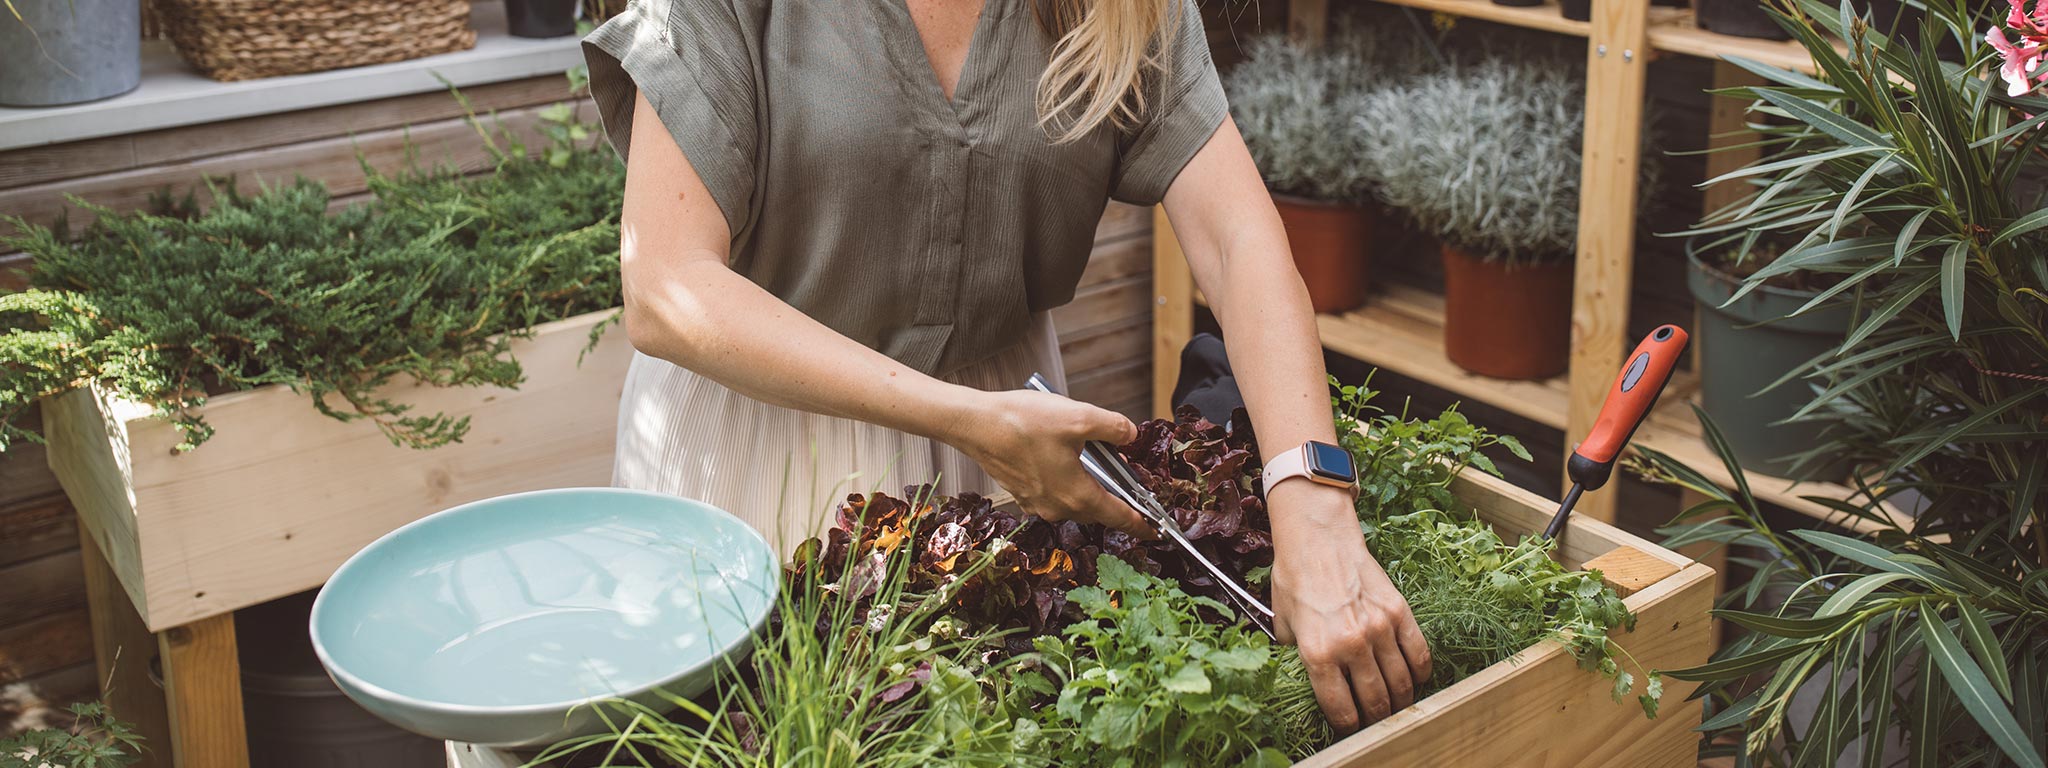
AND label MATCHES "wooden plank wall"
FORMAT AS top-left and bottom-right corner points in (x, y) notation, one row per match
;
(0, 76), (1161, 733)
